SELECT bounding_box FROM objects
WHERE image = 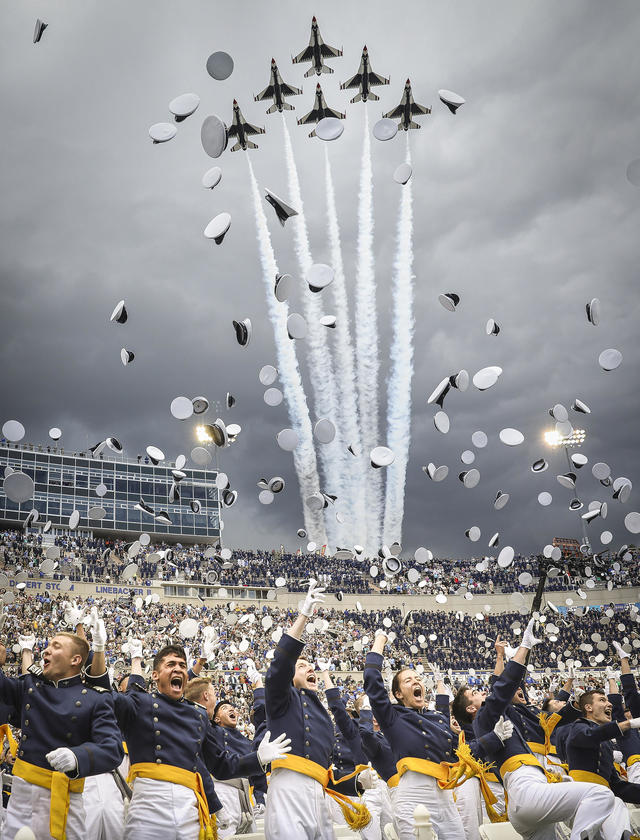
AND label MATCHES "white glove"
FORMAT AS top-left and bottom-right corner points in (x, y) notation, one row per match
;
(613, 750), (624, 764)
(46, 747), (78, 774)
(613, 641), (630, 661)
(521, 619), (541, 650)
(253, 802), (265, 817)
(244, 658), (261, 685)
(300, 579), (326, 618)
(605, 666), (618, 682)
(374, 628), (389, 642)
(430, 663), (443, 684)
(316, 658), (330, 672)
(567, 661), (579, 679)
(493, 715), (514, 743)
(89, 608), (107, 652)
(257, 730), (292, 767)
(63, 600), (85, 629)
(201, 636), (219, 663)
(127, 637), (143, 660)
(357, 766), (378, 790)
(18, 634), (36, 652)
(628, 718), (640, 730)
(360, 695), (371, 711)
